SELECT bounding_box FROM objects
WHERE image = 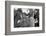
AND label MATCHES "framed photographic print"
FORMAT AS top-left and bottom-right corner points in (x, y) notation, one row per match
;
(5, 1), (45, 35)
